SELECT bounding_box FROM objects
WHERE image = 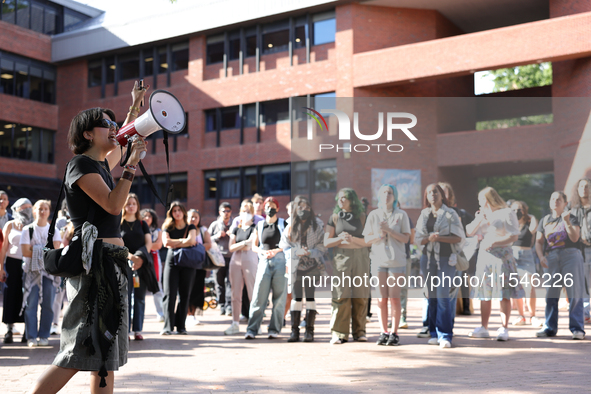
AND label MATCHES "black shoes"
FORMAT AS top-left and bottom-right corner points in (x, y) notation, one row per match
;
(3, 330), (13, 344)
(376, 333), (389, 345)
(288, 311), (301, 343)
(386, 333), (400, 346)
(303, 310), (317, 342)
